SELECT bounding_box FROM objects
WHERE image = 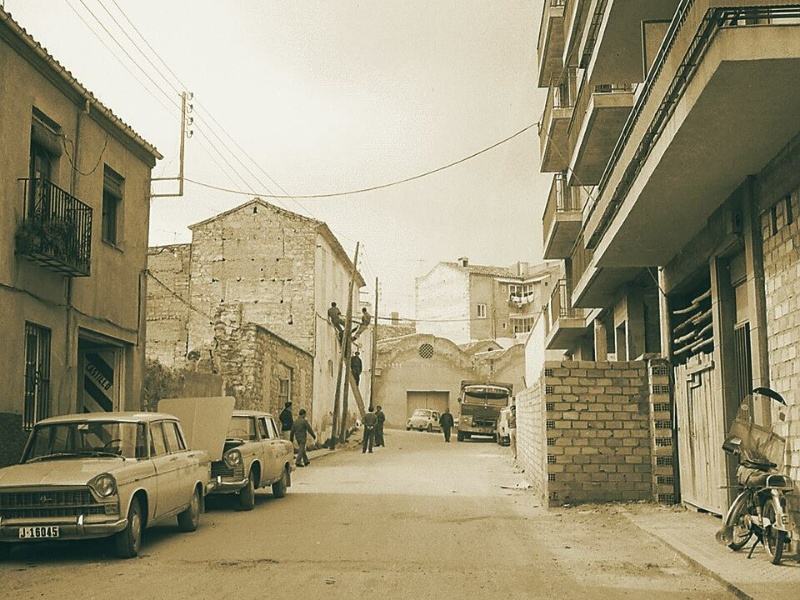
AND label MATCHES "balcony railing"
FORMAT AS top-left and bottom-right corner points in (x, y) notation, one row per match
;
(542, 172), (579, 237)
(16, 178), (93, 277)
(551, 279), (582, 320)
(569, 233), (594, 291)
